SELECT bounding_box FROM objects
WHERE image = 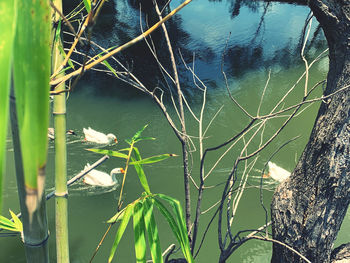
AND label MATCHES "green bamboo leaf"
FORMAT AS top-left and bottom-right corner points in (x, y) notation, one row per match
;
(131, 158), (150, 194)
(107, 207), (127, 223)
(56, 20), (74, 70)
(133, 202), (147, 263)
(134, 137), (156, 143)
(156, 194), (194, 262)
(108, 204), (134, 263)
(153, 198), (183, 247)
(117, 147), (133, 152)
(157, 194), (187, 237)
(83, 0), (91, 12)
(0, 0), (17, 212)
(54, 19), (62, 43)
(0, 215), (17, 232)
(87, 148), (128, 159)
(97, 54), (119, 78)
(102, 60), (118, 77)
(129, 154), (177, 165)
(13, 0), (51, 215)
(9, 210), (22, 232)
(52, 62), (73, 76)
(132, 124), (148, 142)
(132, 148), (151, 193)
(143, 198), (163, 263)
